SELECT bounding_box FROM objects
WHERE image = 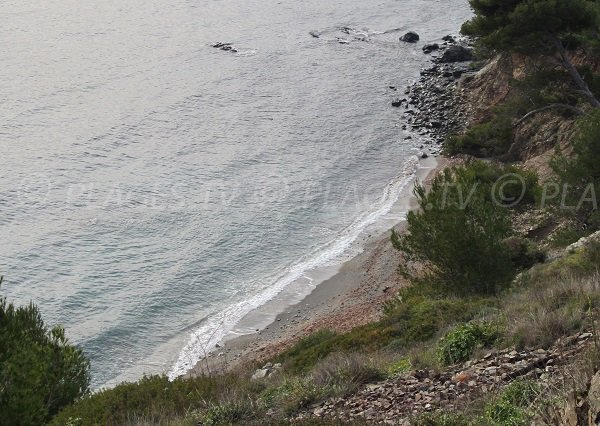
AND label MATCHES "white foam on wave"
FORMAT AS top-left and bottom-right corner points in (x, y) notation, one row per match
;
(167, 155), (420, 380)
